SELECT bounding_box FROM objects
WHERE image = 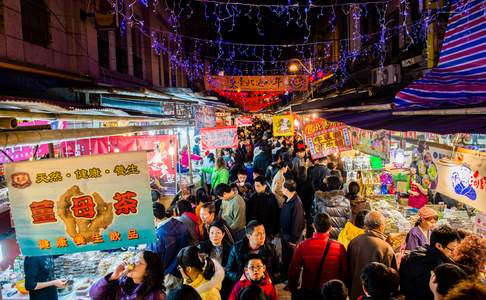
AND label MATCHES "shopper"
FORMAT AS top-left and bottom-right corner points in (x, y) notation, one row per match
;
(236, 285), (268, 300)
(246, 176), (280, 237)
(266, 152), (281, 184)
(400, 225), (460, 300)
(291, 144), (306, 171)
(175, 200), (203, 245)
(320, 279), (348, 300)
(452, 234), (486, 280)
(358, 262), (400, 300)
(232, 168), (254, 199)
(271, 161), (292, 207)
(295, 166), (315, 237)
(429, 264), (467, 300)
(197, 220), (233, 268)
(229, 254), (278, 300)
(313, 175), (351, 239)
(338, 209), (369, 250)
(167, 285), (202, 300)
(177, 246), (225, 300)
(408, 166), (428, 209)
(202, 153), (216, 192)
(147, 202), (189, 279)
(90, 250), (166, 300)
(443, 280), (486, 300)
(348, 211), (398, 300)
(309, 157), (329, 192)
(253, 145), (271, 173)
(24, 255), (66, 300)
(199, 202), (234, 244)
(346, 182), (371, 224)
(226, 221), (280, 284)
(180, 145), (202, 173)
(288, 213), (347, 298)
(405, 207), (438, 251)
(202, 157), (229, 192)
(280, 178), (306, 278)
(214, 183), (246, 237)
